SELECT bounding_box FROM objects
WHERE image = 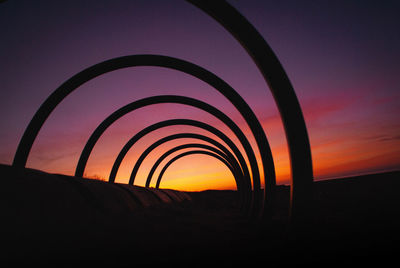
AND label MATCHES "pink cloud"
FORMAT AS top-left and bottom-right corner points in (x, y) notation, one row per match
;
(301, 94), (356, 123)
